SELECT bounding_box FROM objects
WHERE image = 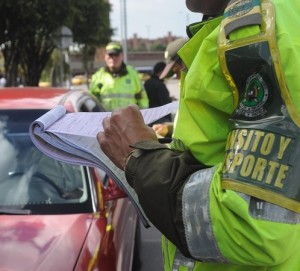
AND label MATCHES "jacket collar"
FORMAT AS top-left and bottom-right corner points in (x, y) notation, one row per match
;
(105, 62), (128, 77)
(179, 16), (223, 71)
